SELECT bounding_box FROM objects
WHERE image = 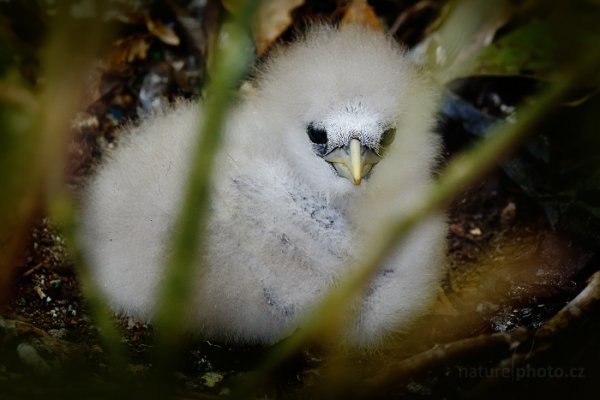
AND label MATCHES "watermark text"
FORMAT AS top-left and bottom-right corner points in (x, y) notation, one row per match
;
(457, 364), (585, 382)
